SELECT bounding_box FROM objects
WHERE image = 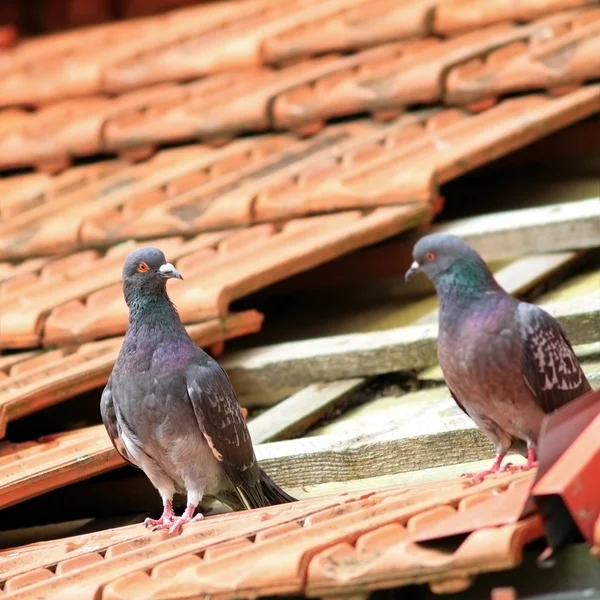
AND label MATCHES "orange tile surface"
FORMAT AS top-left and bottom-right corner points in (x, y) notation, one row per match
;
(0, 4), (598, 171)
(434, 0), (593, 34)
(0, 203), (429, 349)
(0, 311), (262, 438)
(0, 425), (123, 511)
(0, 472), (540, 600)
